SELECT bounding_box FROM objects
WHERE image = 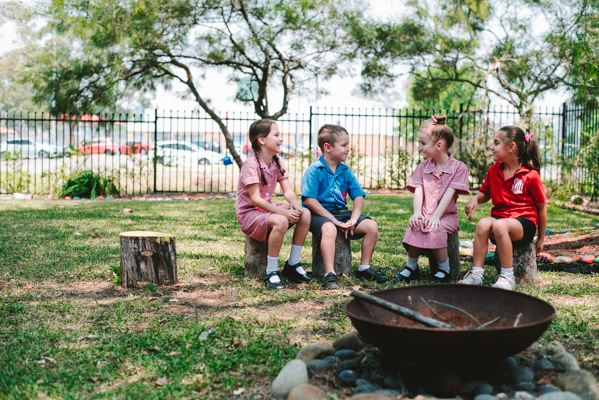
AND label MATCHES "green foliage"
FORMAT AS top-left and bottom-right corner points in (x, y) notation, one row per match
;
(386, 148), (412, 189)
(61, 170), (120, 199)
(0, 151), (32, 194)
